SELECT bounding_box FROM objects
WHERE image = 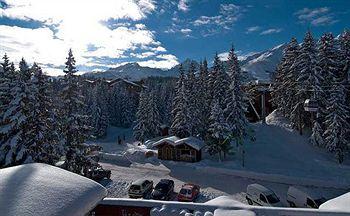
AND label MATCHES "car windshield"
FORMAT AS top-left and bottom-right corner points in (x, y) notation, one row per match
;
(266, 194), (280, 204)
(130, 185), (140, 191)
(314, 197), (327, 206)
(180, 188), (191, 195)
(155, 183), (167, 191)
